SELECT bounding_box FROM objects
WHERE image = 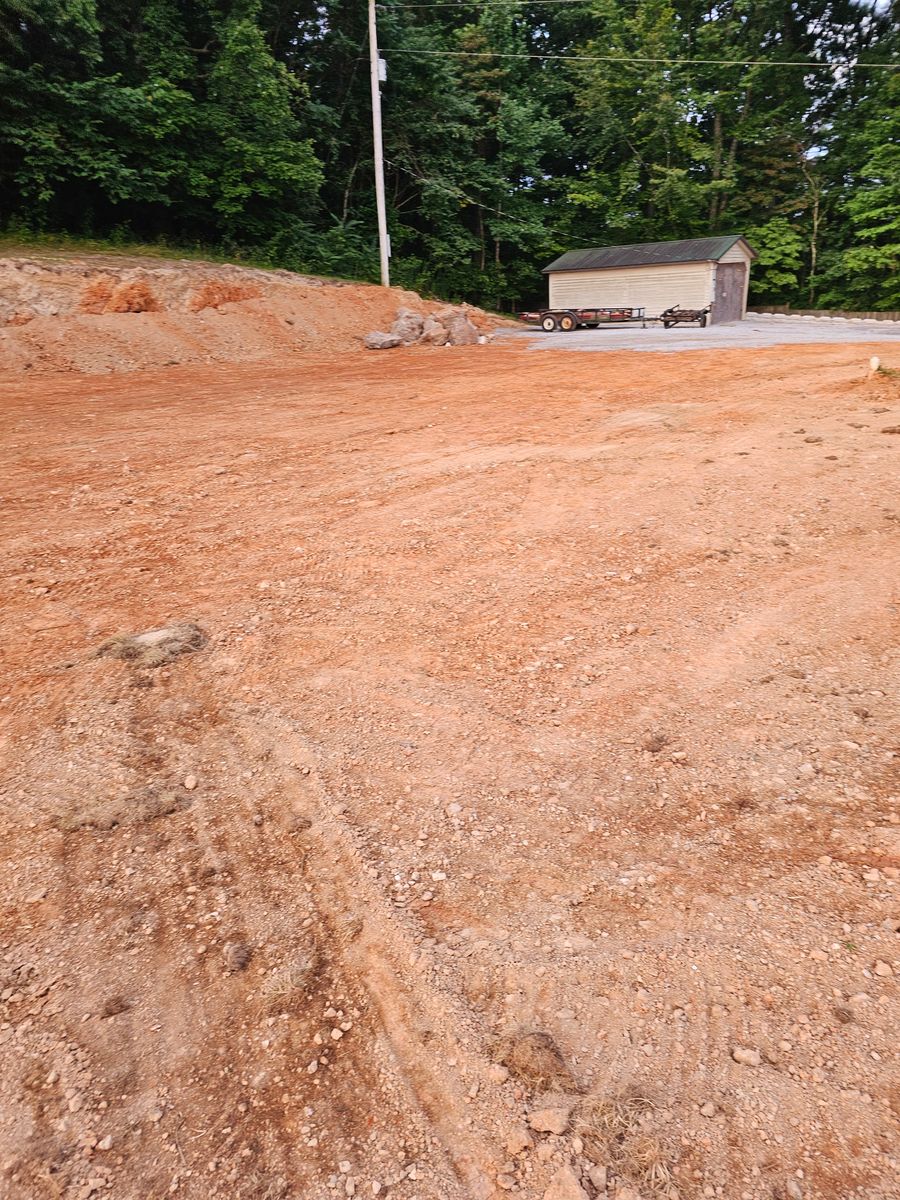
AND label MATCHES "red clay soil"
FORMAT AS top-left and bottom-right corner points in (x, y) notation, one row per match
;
(0, 339), (898, 1200)
(0, 253), (500, 374)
